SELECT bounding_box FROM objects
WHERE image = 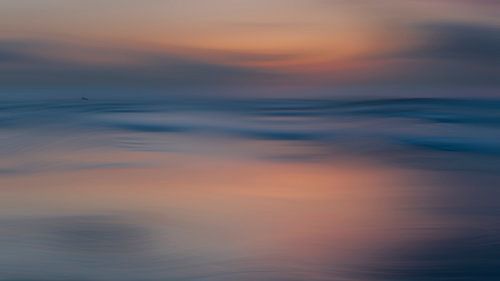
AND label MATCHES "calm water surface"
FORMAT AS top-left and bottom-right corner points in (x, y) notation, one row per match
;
(1, 98), (499, 280)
